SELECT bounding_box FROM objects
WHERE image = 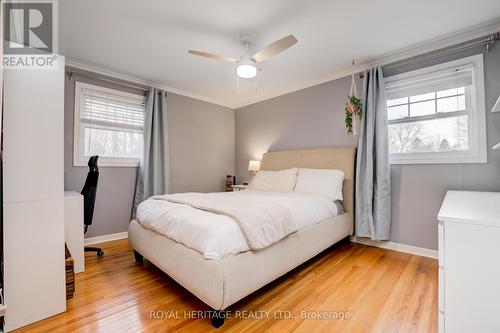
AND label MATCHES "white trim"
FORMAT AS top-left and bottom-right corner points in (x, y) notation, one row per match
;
(74, 158), (139, 168)
(386, 54), (487, 165)
(73, 81), (144, 167)
(65, 59), (236, 109)
(84, 231), (128, 245)
(350, 236), (438, 259)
